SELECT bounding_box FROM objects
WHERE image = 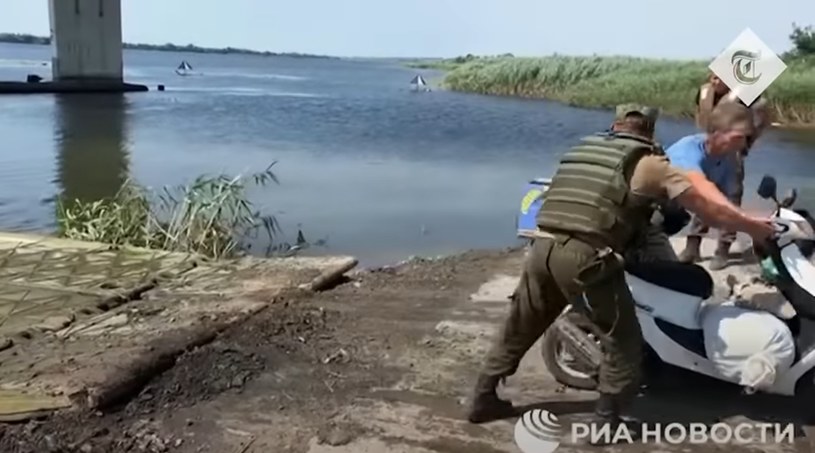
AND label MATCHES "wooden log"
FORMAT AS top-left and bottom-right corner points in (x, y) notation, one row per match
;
(74, 303), (269, 410)
(298, 258), (358, 292)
